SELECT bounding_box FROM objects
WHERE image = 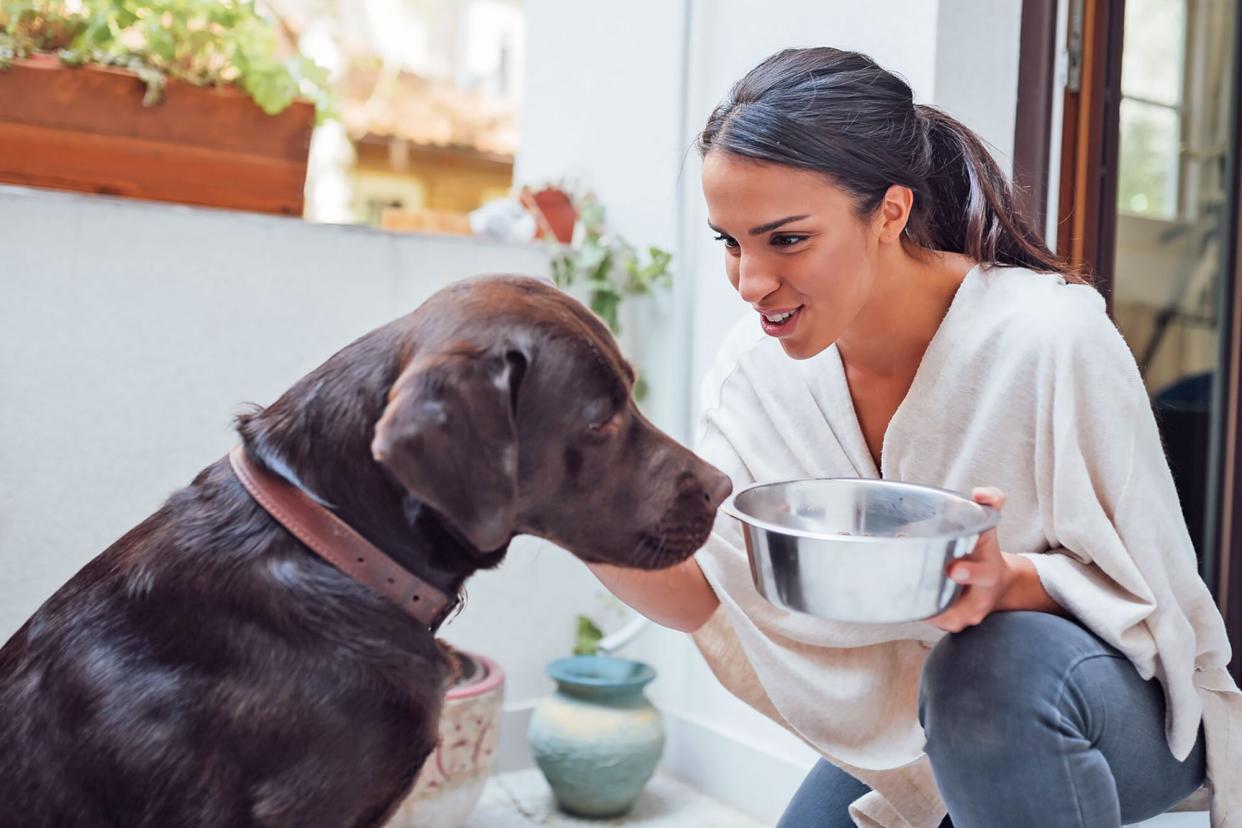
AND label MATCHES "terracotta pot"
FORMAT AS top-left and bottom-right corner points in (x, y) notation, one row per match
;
(386, 652), (505, 828)
(520, 186), (576, 243)
(0, 54), (314, 216)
